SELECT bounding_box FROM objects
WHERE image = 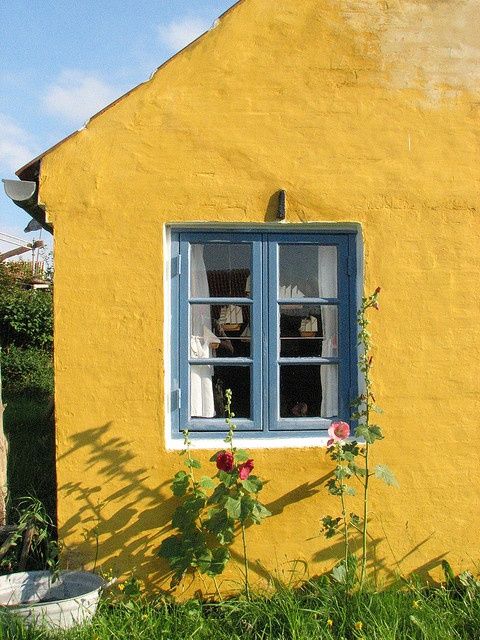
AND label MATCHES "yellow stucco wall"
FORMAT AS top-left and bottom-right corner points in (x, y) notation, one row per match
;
(37, 0), (479, 591)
